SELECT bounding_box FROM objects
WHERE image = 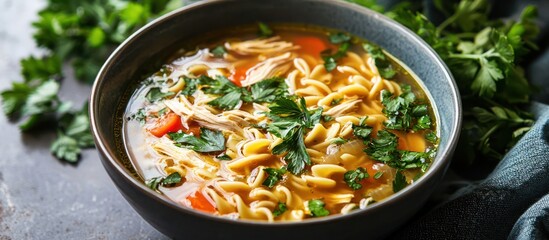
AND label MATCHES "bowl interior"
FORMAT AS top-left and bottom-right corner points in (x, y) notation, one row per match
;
(91, 0), (461, 237)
